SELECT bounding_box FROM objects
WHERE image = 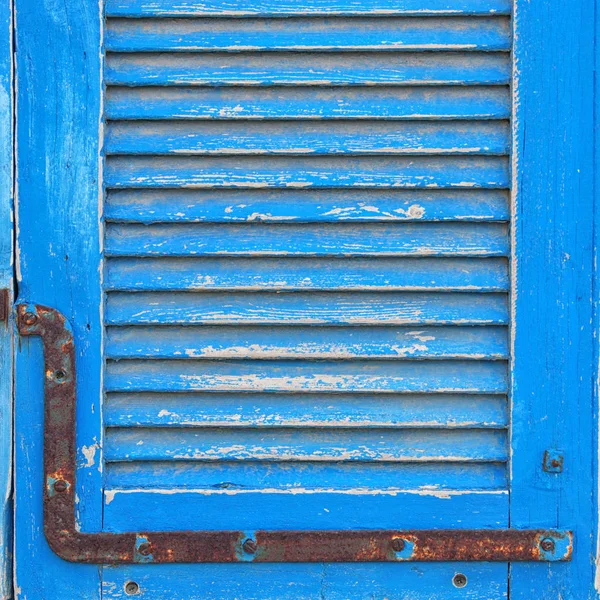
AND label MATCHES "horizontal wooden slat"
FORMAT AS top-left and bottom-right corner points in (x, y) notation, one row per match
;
(105, 325), (509, 360)
(106, 291), (509, 325)
(105, 189), (511, 223)
(105, 223), (509, 257)
(105, 257), (509, 291)
(104, 392), (508, 427)
(105, 17), (511, 52)
(105, 156), (510, 188)
(104, 426), (508, 461)
(105, 52), (511, 86)
(105, 359), (508, 393)
(105, 120), (510, 156)
(103, 491), (508, 534)
(105, 460), (507, 490)
(105, 86), (511, 120)
(104, 0), (512, 17)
